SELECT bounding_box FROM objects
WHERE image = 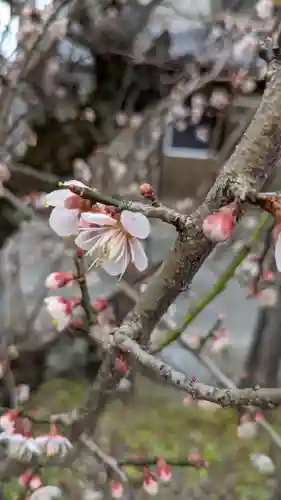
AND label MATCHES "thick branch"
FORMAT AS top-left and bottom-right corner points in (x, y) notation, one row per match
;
(113, 59), (281, 346)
